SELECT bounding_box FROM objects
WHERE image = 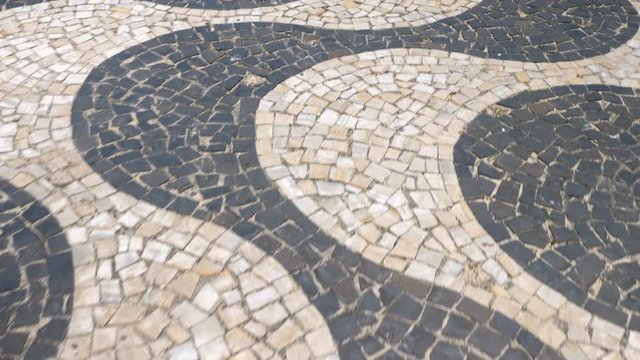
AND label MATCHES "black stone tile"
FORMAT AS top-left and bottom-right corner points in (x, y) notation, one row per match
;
(313, 292), (340, 317)
(419, 305), (447, 332)
(442, 313), (474, 339)
(339, 341), (366, 360)
(427, 287), (460, 307)
(457, 298), (491, 323)
(500, 348), (530, 360)
(329, 312), (359, 342)
(334, 276), (359, 304)
(430, 342), (466, 360)
(315, 261), (346, 287)
(0, 332), (28, 355)
(469, 326), (508, 357)
(375, 317), (410, 344)
(398, 327), (435, 357)
(356, 290), (382, 312)
(388, 295), (423, 321)
(359, 335), (384, 355)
